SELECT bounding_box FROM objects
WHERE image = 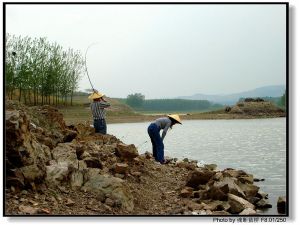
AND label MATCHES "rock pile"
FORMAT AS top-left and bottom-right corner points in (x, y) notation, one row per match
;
(176, 165), (272, 215)
(5, 100), (282, 215)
